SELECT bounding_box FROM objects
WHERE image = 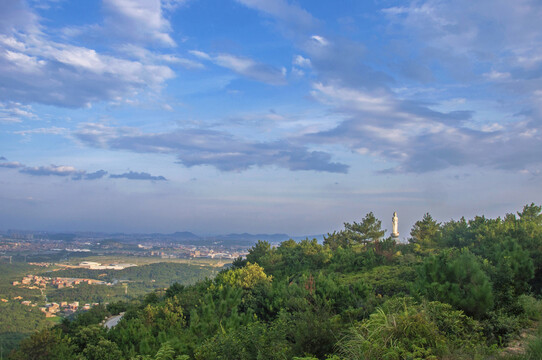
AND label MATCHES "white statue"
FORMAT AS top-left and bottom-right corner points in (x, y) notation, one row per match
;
(392, 212), (399, 238)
